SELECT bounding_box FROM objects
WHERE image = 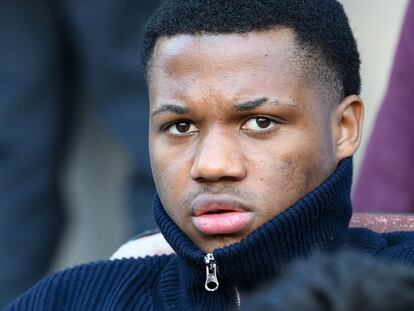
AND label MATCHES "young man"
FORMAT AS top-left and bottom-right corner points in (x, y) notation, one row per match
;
(6, 0), (414, 310)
